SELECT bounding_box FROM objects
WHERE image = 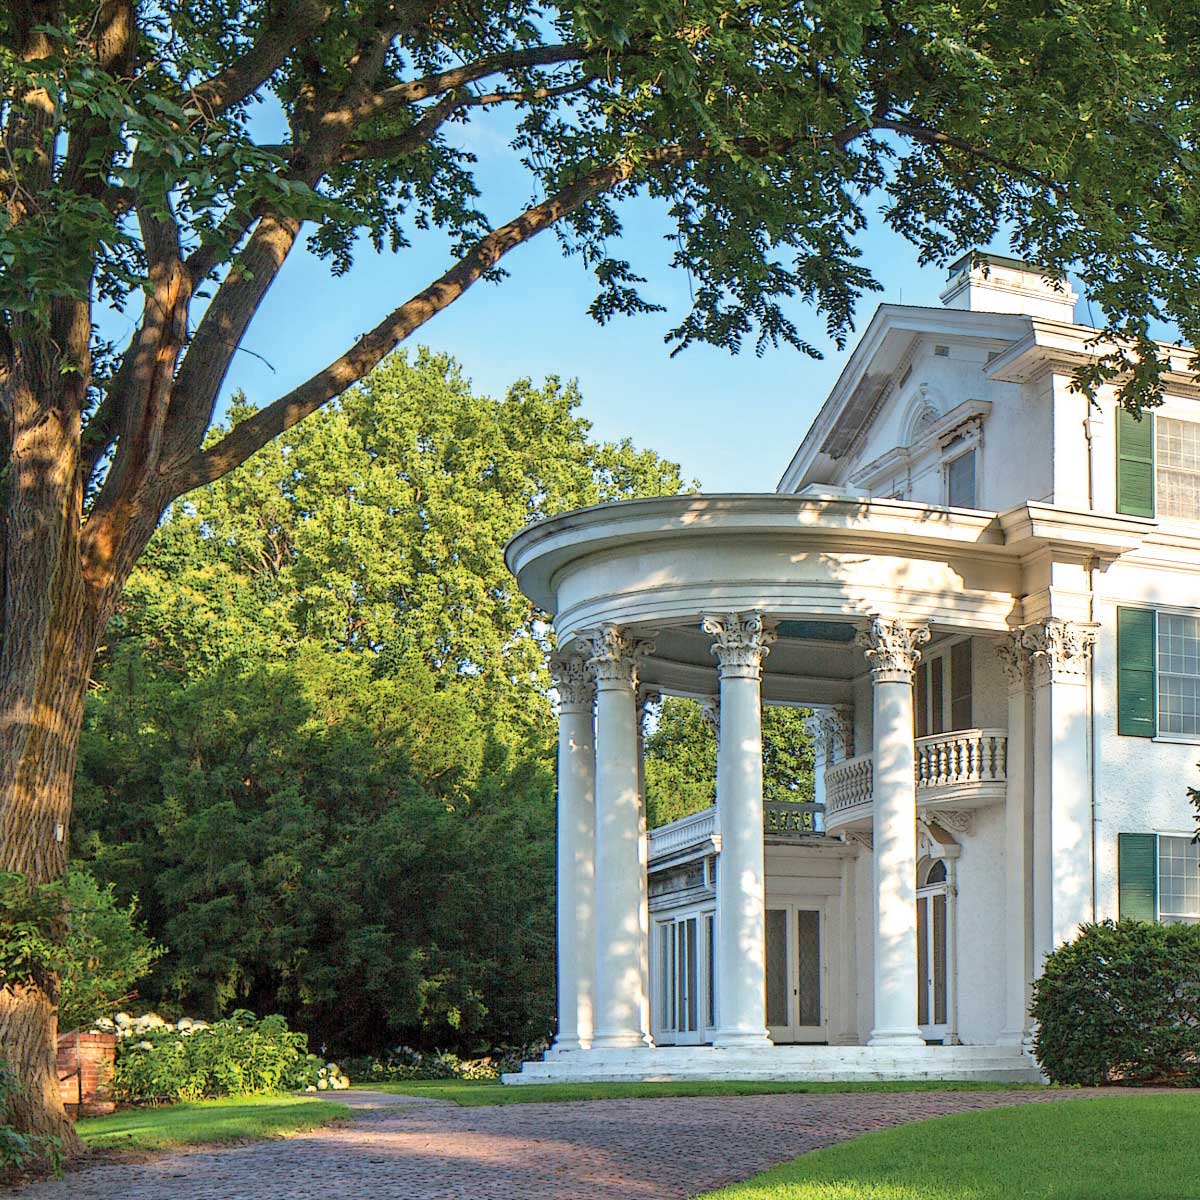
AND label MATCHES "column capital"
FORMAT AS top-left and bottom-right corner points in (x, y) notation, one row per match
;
(700, 696), (720, 737)
(1019, 619), (1097, 686)
(702, 611), (776, 680)
(582, 624), (654, 692)
(995, 633), (1033, 695)
(857, 616), (931, 683)
(549, 649), (595, 713)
